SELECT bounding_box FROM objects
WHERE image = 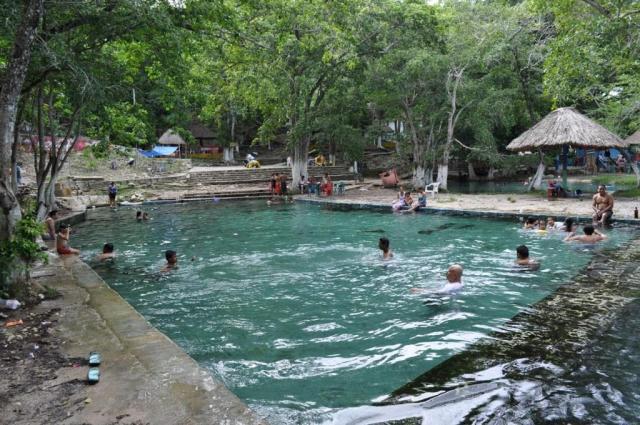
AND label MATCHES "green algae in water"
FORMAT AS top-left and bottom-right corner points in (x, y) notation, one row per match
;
(70, 201), (633, 423)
